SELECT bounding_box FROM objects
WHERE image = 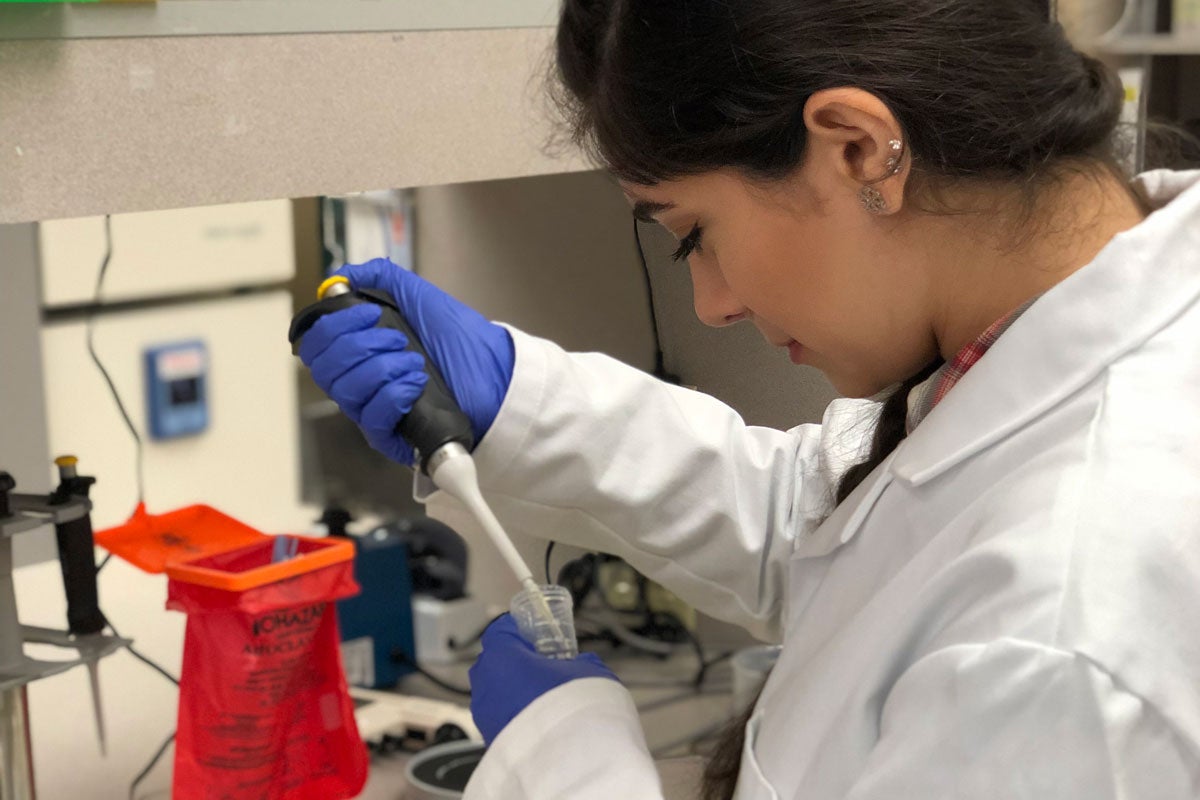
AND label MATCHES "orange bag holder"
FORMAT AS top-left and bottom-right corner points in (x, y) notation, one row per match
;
(94, 502), (355, 589)
(96, 504), (367, 800)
